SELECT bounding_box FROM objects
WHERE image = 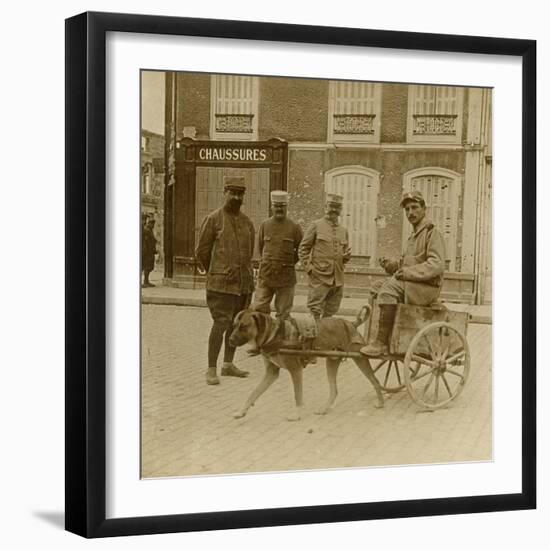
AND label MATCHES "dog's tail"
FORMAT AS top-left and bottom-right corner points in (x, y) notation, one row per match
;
(352, 304), (372, 328)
